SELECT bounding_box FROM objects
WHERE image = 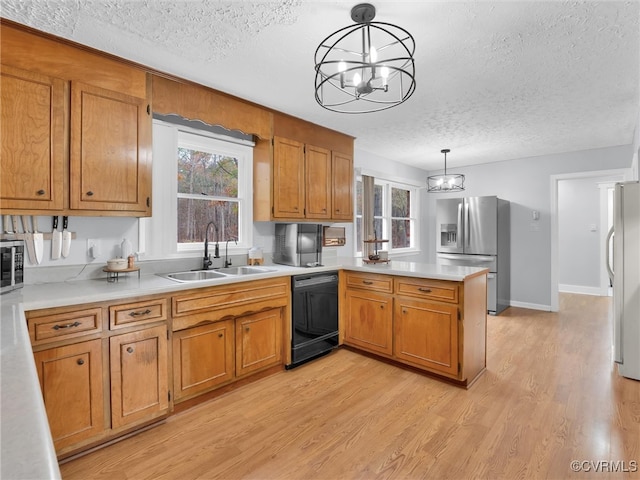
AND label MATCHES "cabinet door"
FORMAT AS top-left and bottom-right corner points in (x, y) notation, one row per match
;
(172, 320), (234, 402)
(235, 308), (283, 377)
(70, 80), (151, 213)
(344, 289), (393, 355)
(394, 298), (459, 377)
(0, 65), (65, 210)
(331, 151), (353, 220)
(305, 144), (331, 219)
(272, 136), (305, 218)
(33, 339), (104, 451)
(110, 325), (168, 429)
